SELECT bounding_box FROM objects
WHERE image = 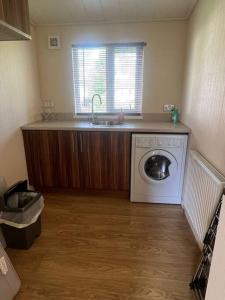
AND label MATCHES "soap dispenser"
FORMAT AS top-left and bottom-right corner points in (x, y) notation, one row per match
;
(117, 109), (124, 124)
(171, 107), (179, 124)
